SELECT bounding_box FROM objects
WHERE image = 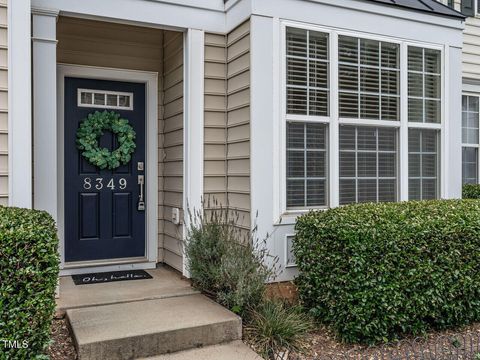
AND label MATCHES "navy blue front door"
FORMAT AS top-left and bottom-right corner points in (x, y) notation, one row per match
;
(64, 77), (146, 262)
